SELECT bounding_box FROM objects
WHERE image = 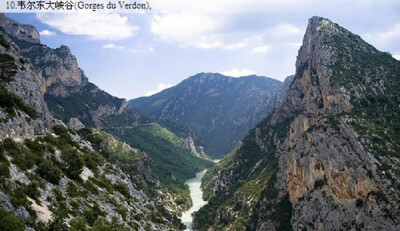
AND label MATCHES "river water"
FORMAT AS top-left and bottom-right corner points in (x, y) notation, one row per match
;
(181, 169), (208, 230)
